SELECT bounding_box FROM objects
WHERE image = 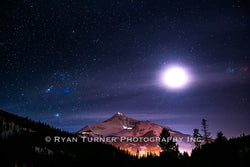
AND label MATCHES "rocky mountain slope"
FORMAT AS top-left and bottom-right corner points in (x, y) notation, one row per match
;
(77, 112), (194, 155)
